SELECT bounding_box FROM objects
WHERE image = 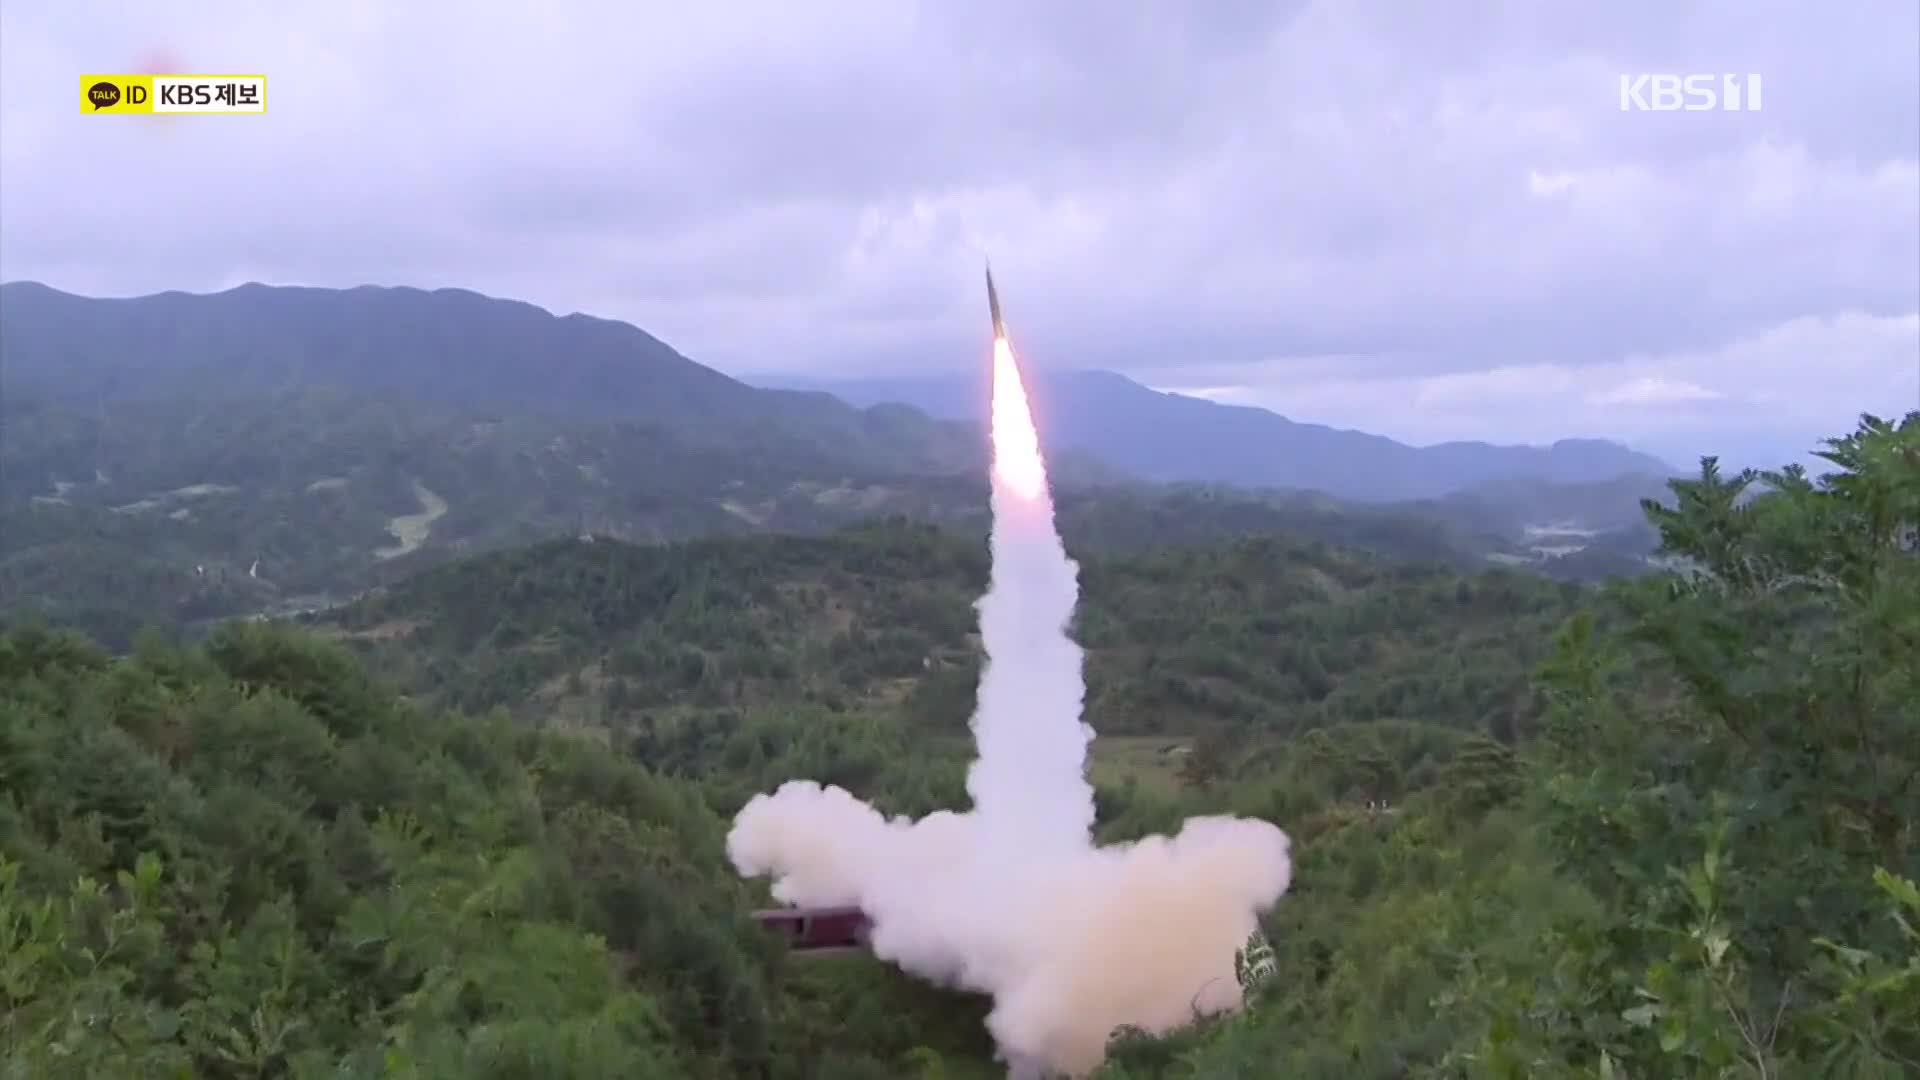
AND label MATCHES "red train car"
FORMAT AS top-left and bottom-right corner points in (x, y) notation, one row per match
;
(751, 905), (872, 951)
